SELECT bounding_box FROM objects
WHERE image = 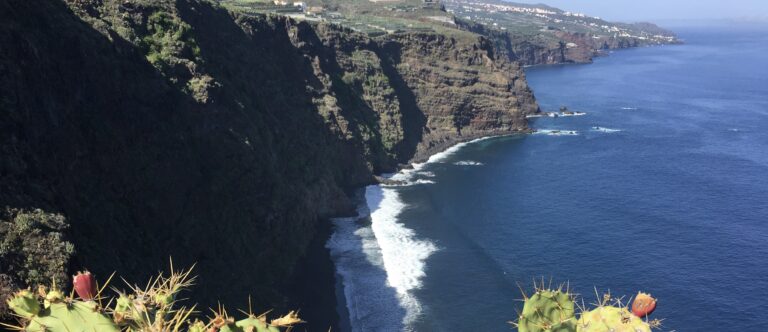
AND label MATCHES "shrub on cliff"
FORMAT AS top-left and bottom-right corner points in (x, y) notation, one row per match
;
(140, 11), (201, 69)
(0, 208), (74, 319)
